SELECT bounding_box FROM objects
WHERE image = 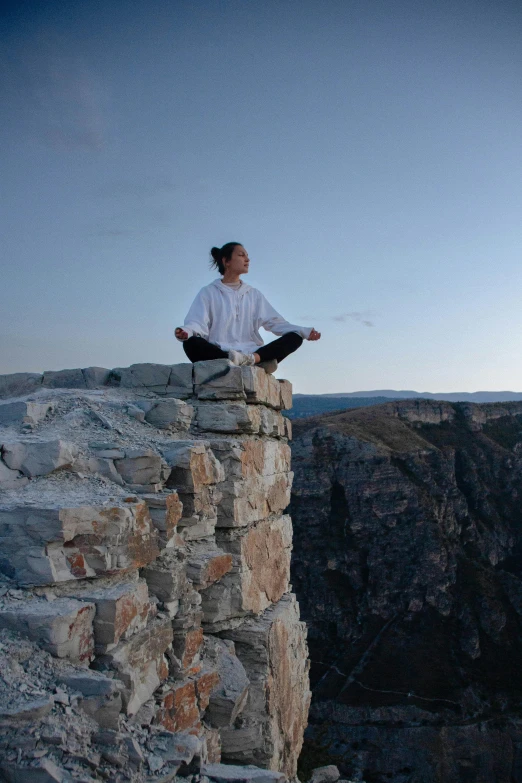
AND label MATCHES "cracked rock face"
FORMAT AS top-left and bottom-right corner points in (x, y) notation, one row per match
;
(0, 361), (309, 782)
(290, 400), (522, 783)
